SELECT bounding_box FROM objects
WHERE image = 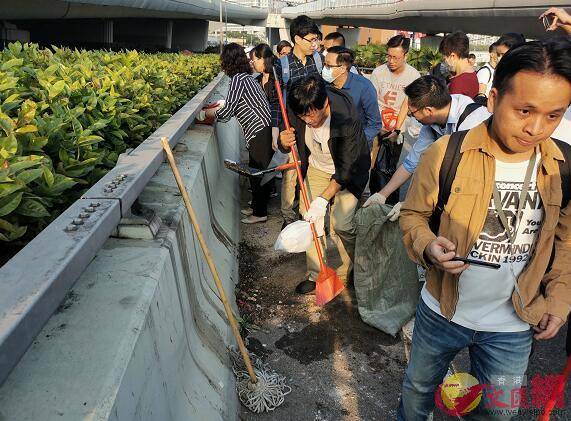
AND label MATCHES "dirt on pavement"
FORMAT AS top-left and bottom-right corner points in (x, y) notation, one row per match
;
(236, 179), (570, 421)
